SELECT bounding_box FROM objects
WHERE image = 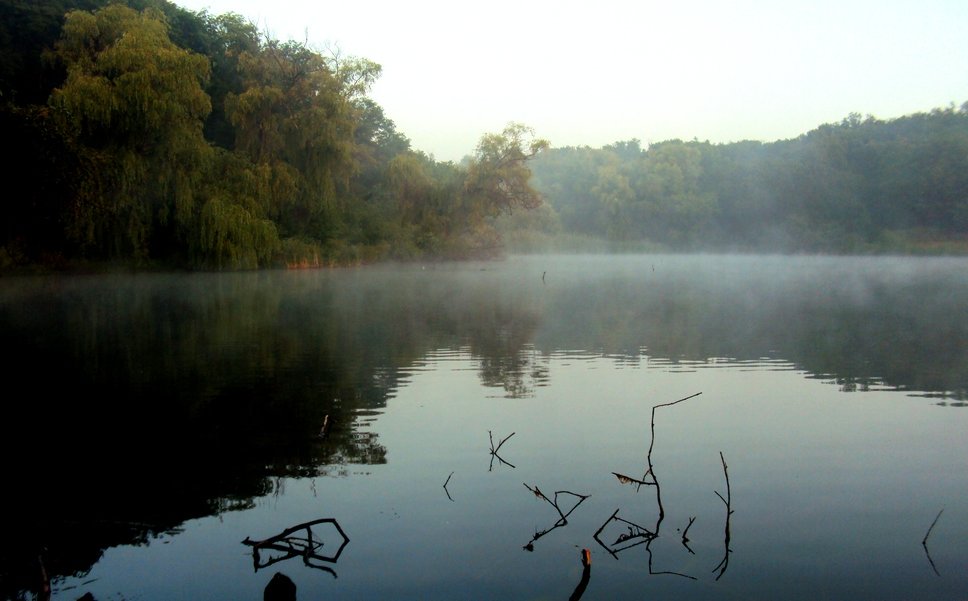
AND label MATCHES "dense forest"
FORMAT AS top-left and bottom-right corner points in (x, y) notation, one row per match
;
(1, 0), (966, 272)
(517, 109), (968, 254)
